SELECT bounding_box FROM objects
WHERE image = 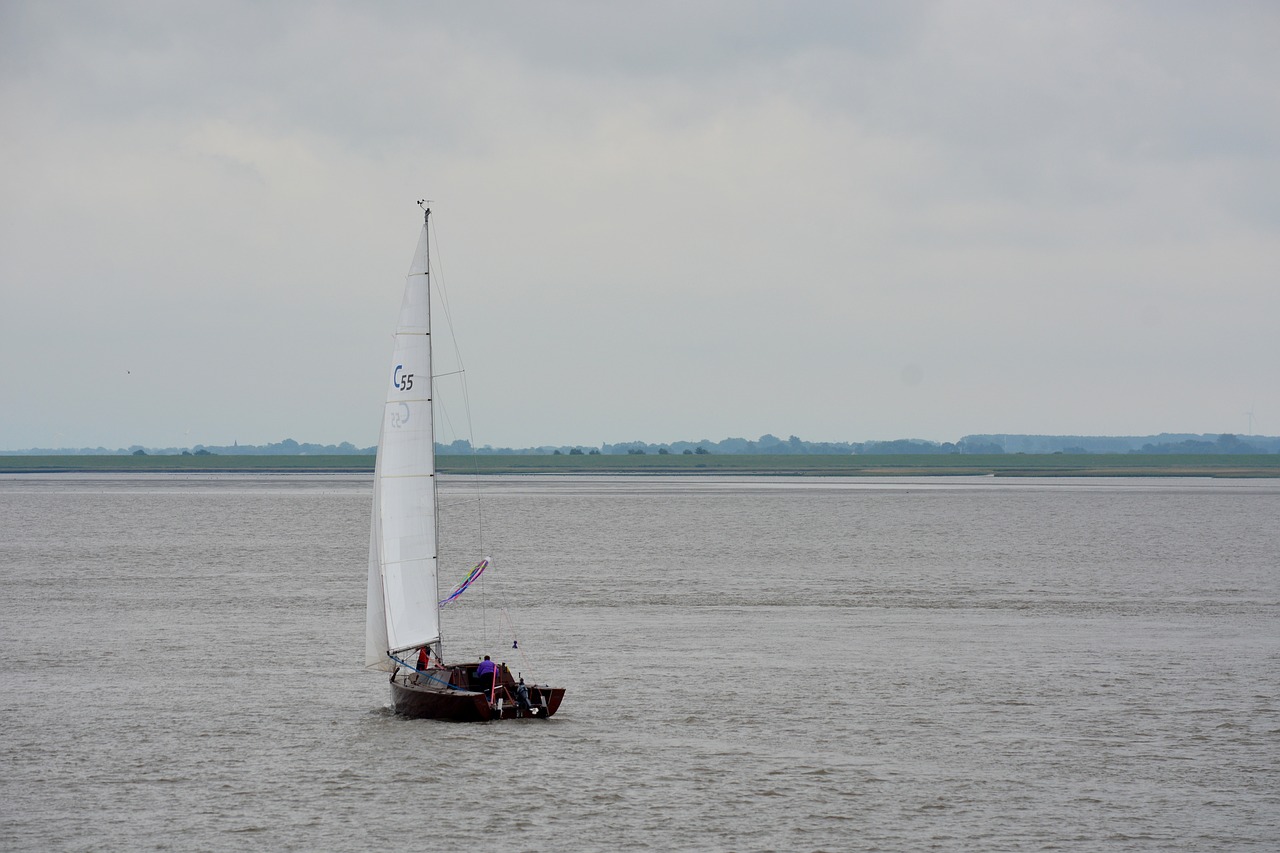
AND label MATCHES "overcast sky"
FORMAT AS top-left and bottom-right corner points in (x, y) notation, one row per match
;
(2, 1), (1277, 451)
